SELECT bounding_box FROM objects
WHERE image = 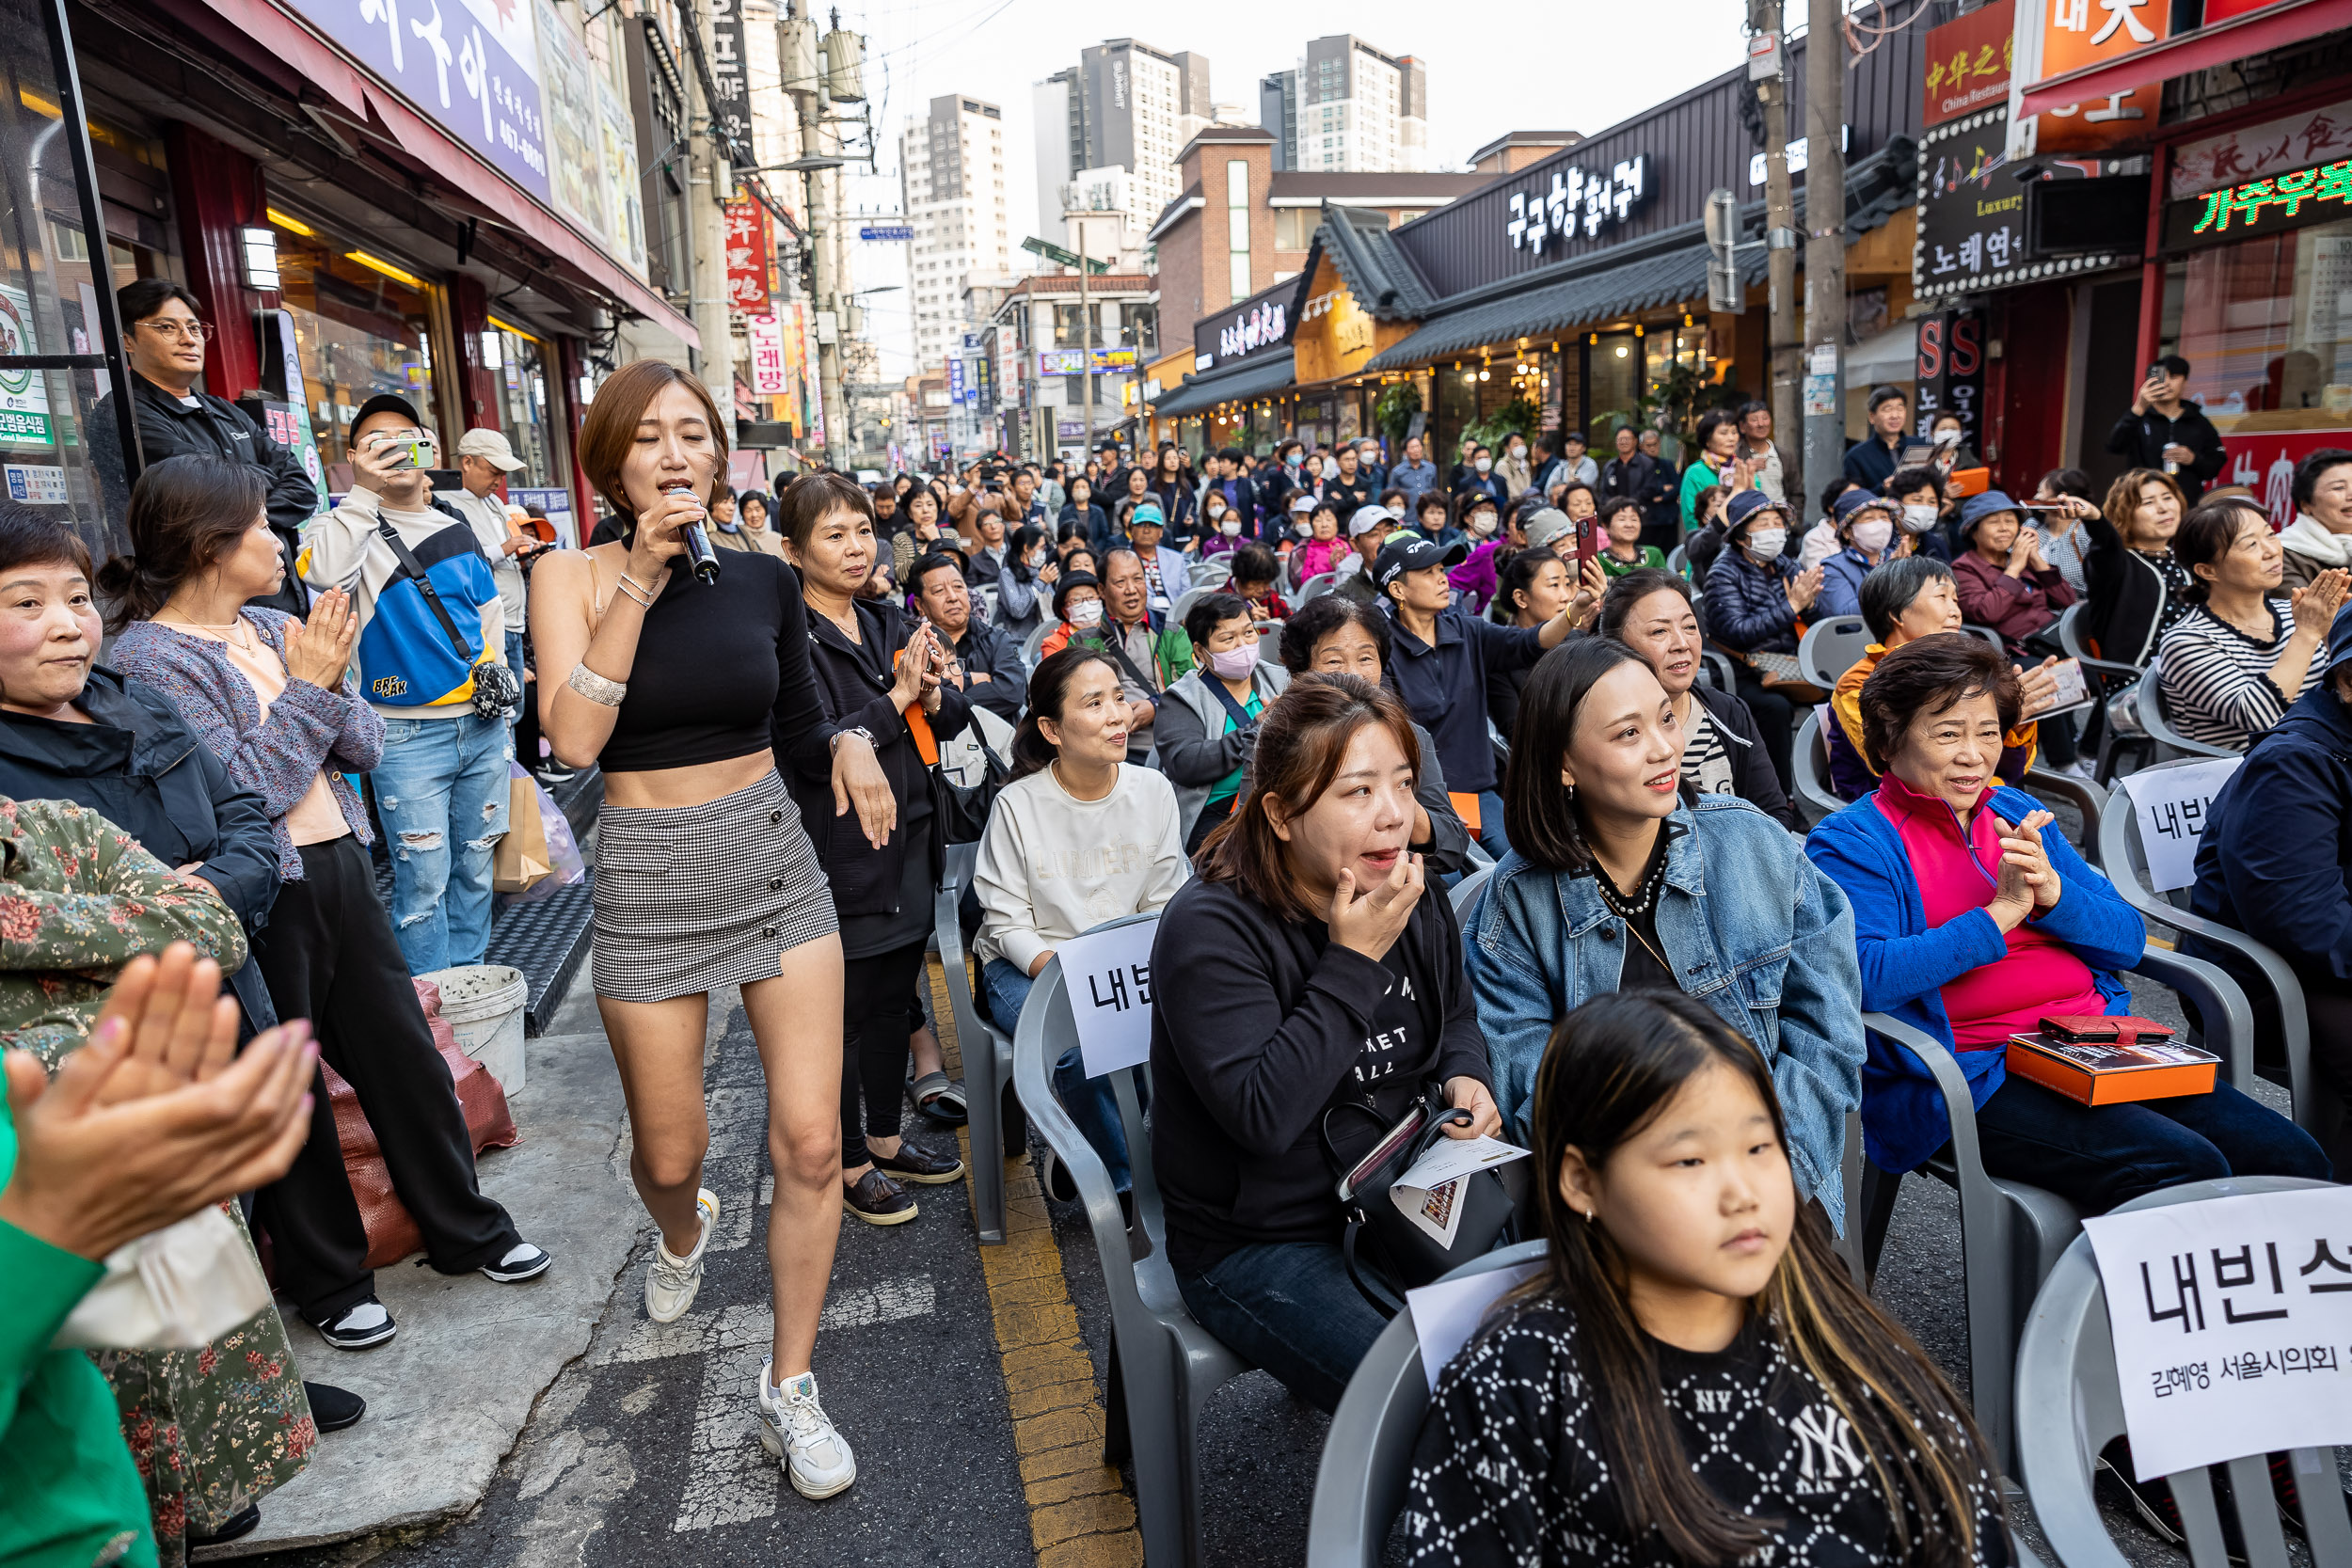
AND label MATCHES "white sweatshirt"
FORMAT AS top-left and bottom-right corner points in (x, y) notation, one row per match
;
(974, 763), (1190, 976)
